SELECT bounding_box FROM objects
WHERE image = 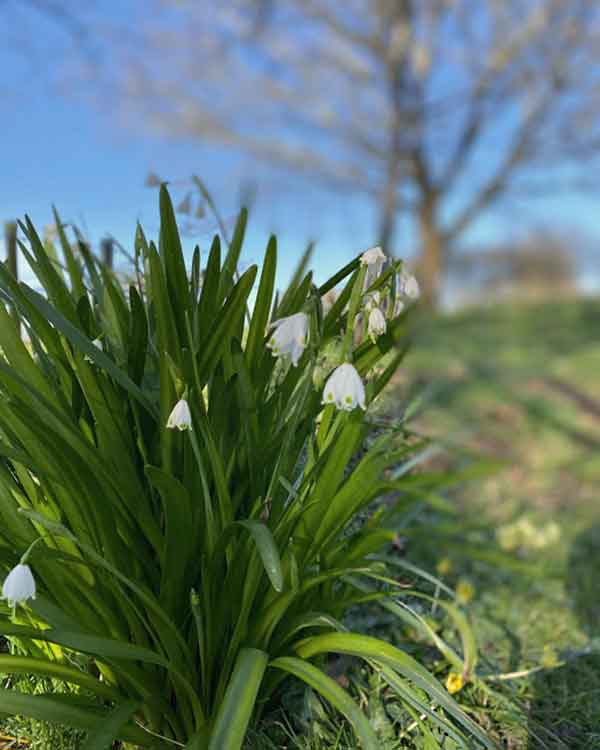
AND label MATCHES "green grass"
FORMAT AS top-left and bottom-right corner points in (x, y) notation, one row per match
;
(3, 296), (599, 749)
(0, 675), (86, 749)
(390, 296), (600, 749)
